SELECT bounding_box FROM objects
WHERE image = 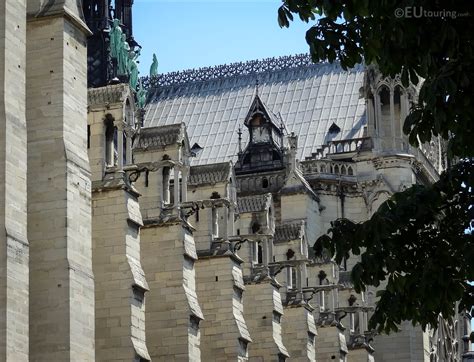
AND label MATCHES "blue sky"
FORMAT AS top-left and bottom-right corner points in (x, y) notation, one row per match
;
(133, 0), (314, 75)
